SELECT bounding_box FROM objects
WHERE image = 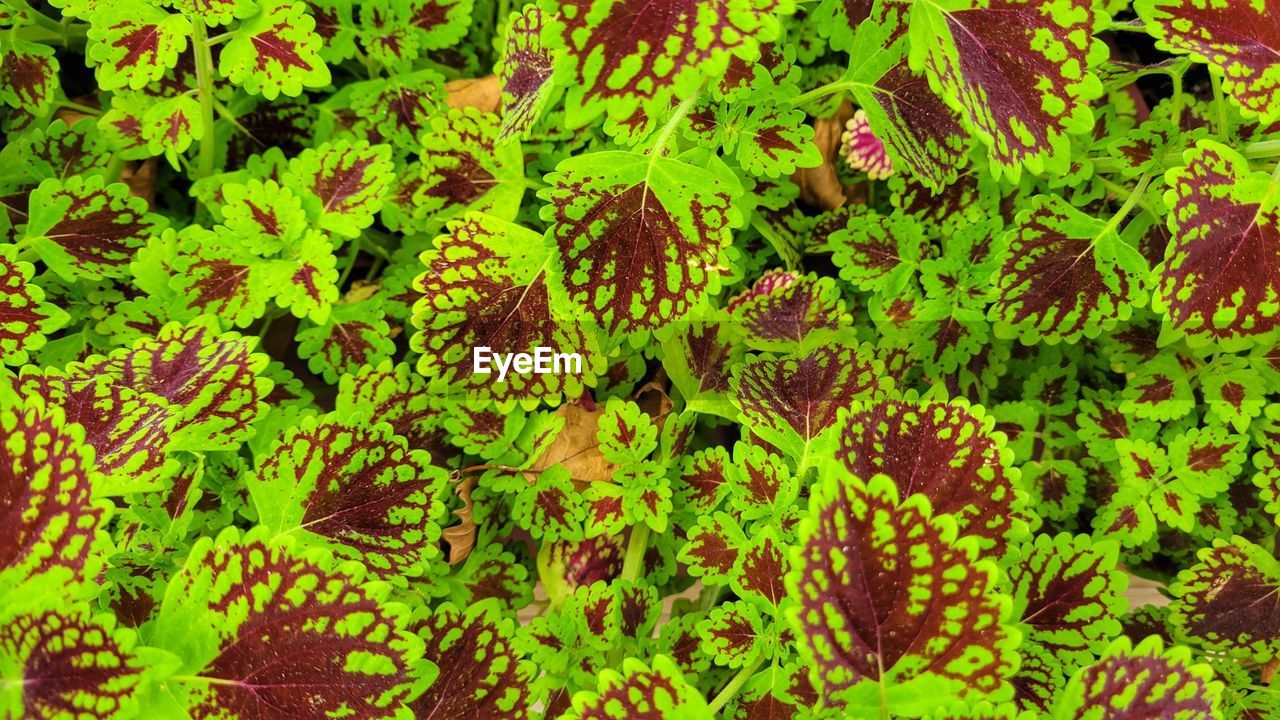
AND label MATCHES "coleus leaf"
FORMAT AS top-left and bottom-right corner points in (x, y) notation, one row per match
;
(409, 602), (532, 719)
(717, 102), (823, 178)
(219, 0), (332, 99)
(414, 108), (525, 226)
(1155, 139), (1280, 347)
(731, 338), (885, 464)
(336, 359), (447, 456)
(0, 37), (58, 114)
(1135, 0), (1280, 123)
(219, 178), (308, 254)
(540, 150), (741, 338)
(834, 392), (1025, 554)
(21, 174), (166, 281)
(72, 316), (273, 451)
(0, 390), (107, 605)
(248, 415), (447, 579)
(269, 229), (341, 323)
(19, 370), (176, 495)
(1052, 636), (1221, 719)
(357, 2), (421, 68)
(0, 244), (67, 365)
(559, 655), (710, 720)
(726, 270), (850, 352)
(829, 210), (927, 293)
(496, 4), (554, 143)
(86, 2), (192, 91)
(731, 526), (789, 608)
(678, 511), (746, 585)
(139, 96), (200, 158)
(658, 320), (740, 418)
(169, 225), (276, 328)
(410, 212), (599, 410)
(296, 296), (397, 384)
(844, 20), (969, 192)
(514, 465), (587, 541)
(153, 528), (425, 718)
(405, 0), (472, 50)
(908, 0), (1106, 178)
(343, 70), (445, 151)
(697, 599), (767, 669)
(0, 605), (150, 720)
(283, 139), (394, 239)
(169, 0), (258, 26)
(542, 0), (785, 137)
(1100, 426), (1247, 541)
(1168, 537), (1280, 663)
(1005, 533), (1127, 712)
(725, 441), (798, 525)
(990, 193), (1148, 344)
(787, 471), (1017, 715)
